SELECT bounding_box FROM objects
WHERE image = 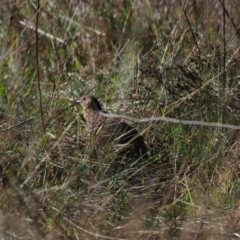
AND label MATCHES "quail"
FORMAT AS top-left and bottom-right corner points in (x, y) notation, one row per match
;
(76, 95), (148, 160)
